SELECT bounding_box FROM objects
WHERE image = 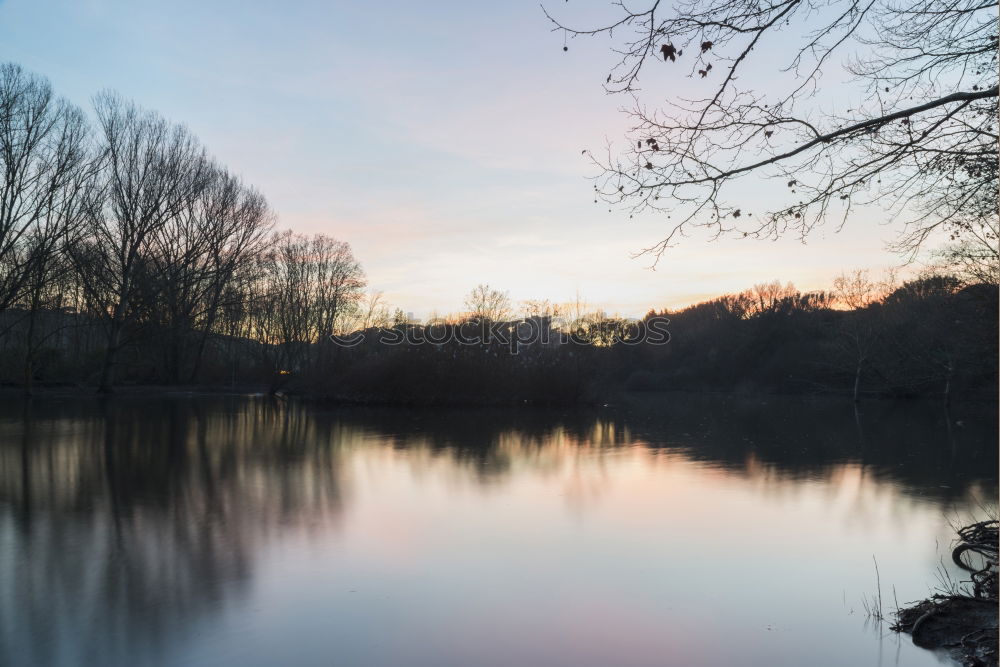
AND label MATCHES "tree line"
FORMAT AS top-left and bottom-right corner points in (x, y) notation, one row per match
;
(633, 272), (996, 403)
(0, 61), (994, 402)
(0, 63), (367, 392)
(304, 273), (996, 405)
